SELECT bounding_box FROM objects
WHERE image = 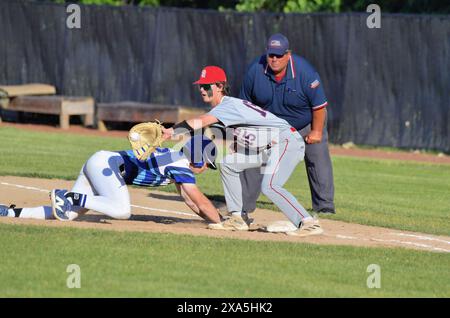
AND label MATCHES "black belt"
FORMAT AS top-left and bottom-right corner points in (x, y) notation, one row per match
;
(233, 142), (271, 154)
